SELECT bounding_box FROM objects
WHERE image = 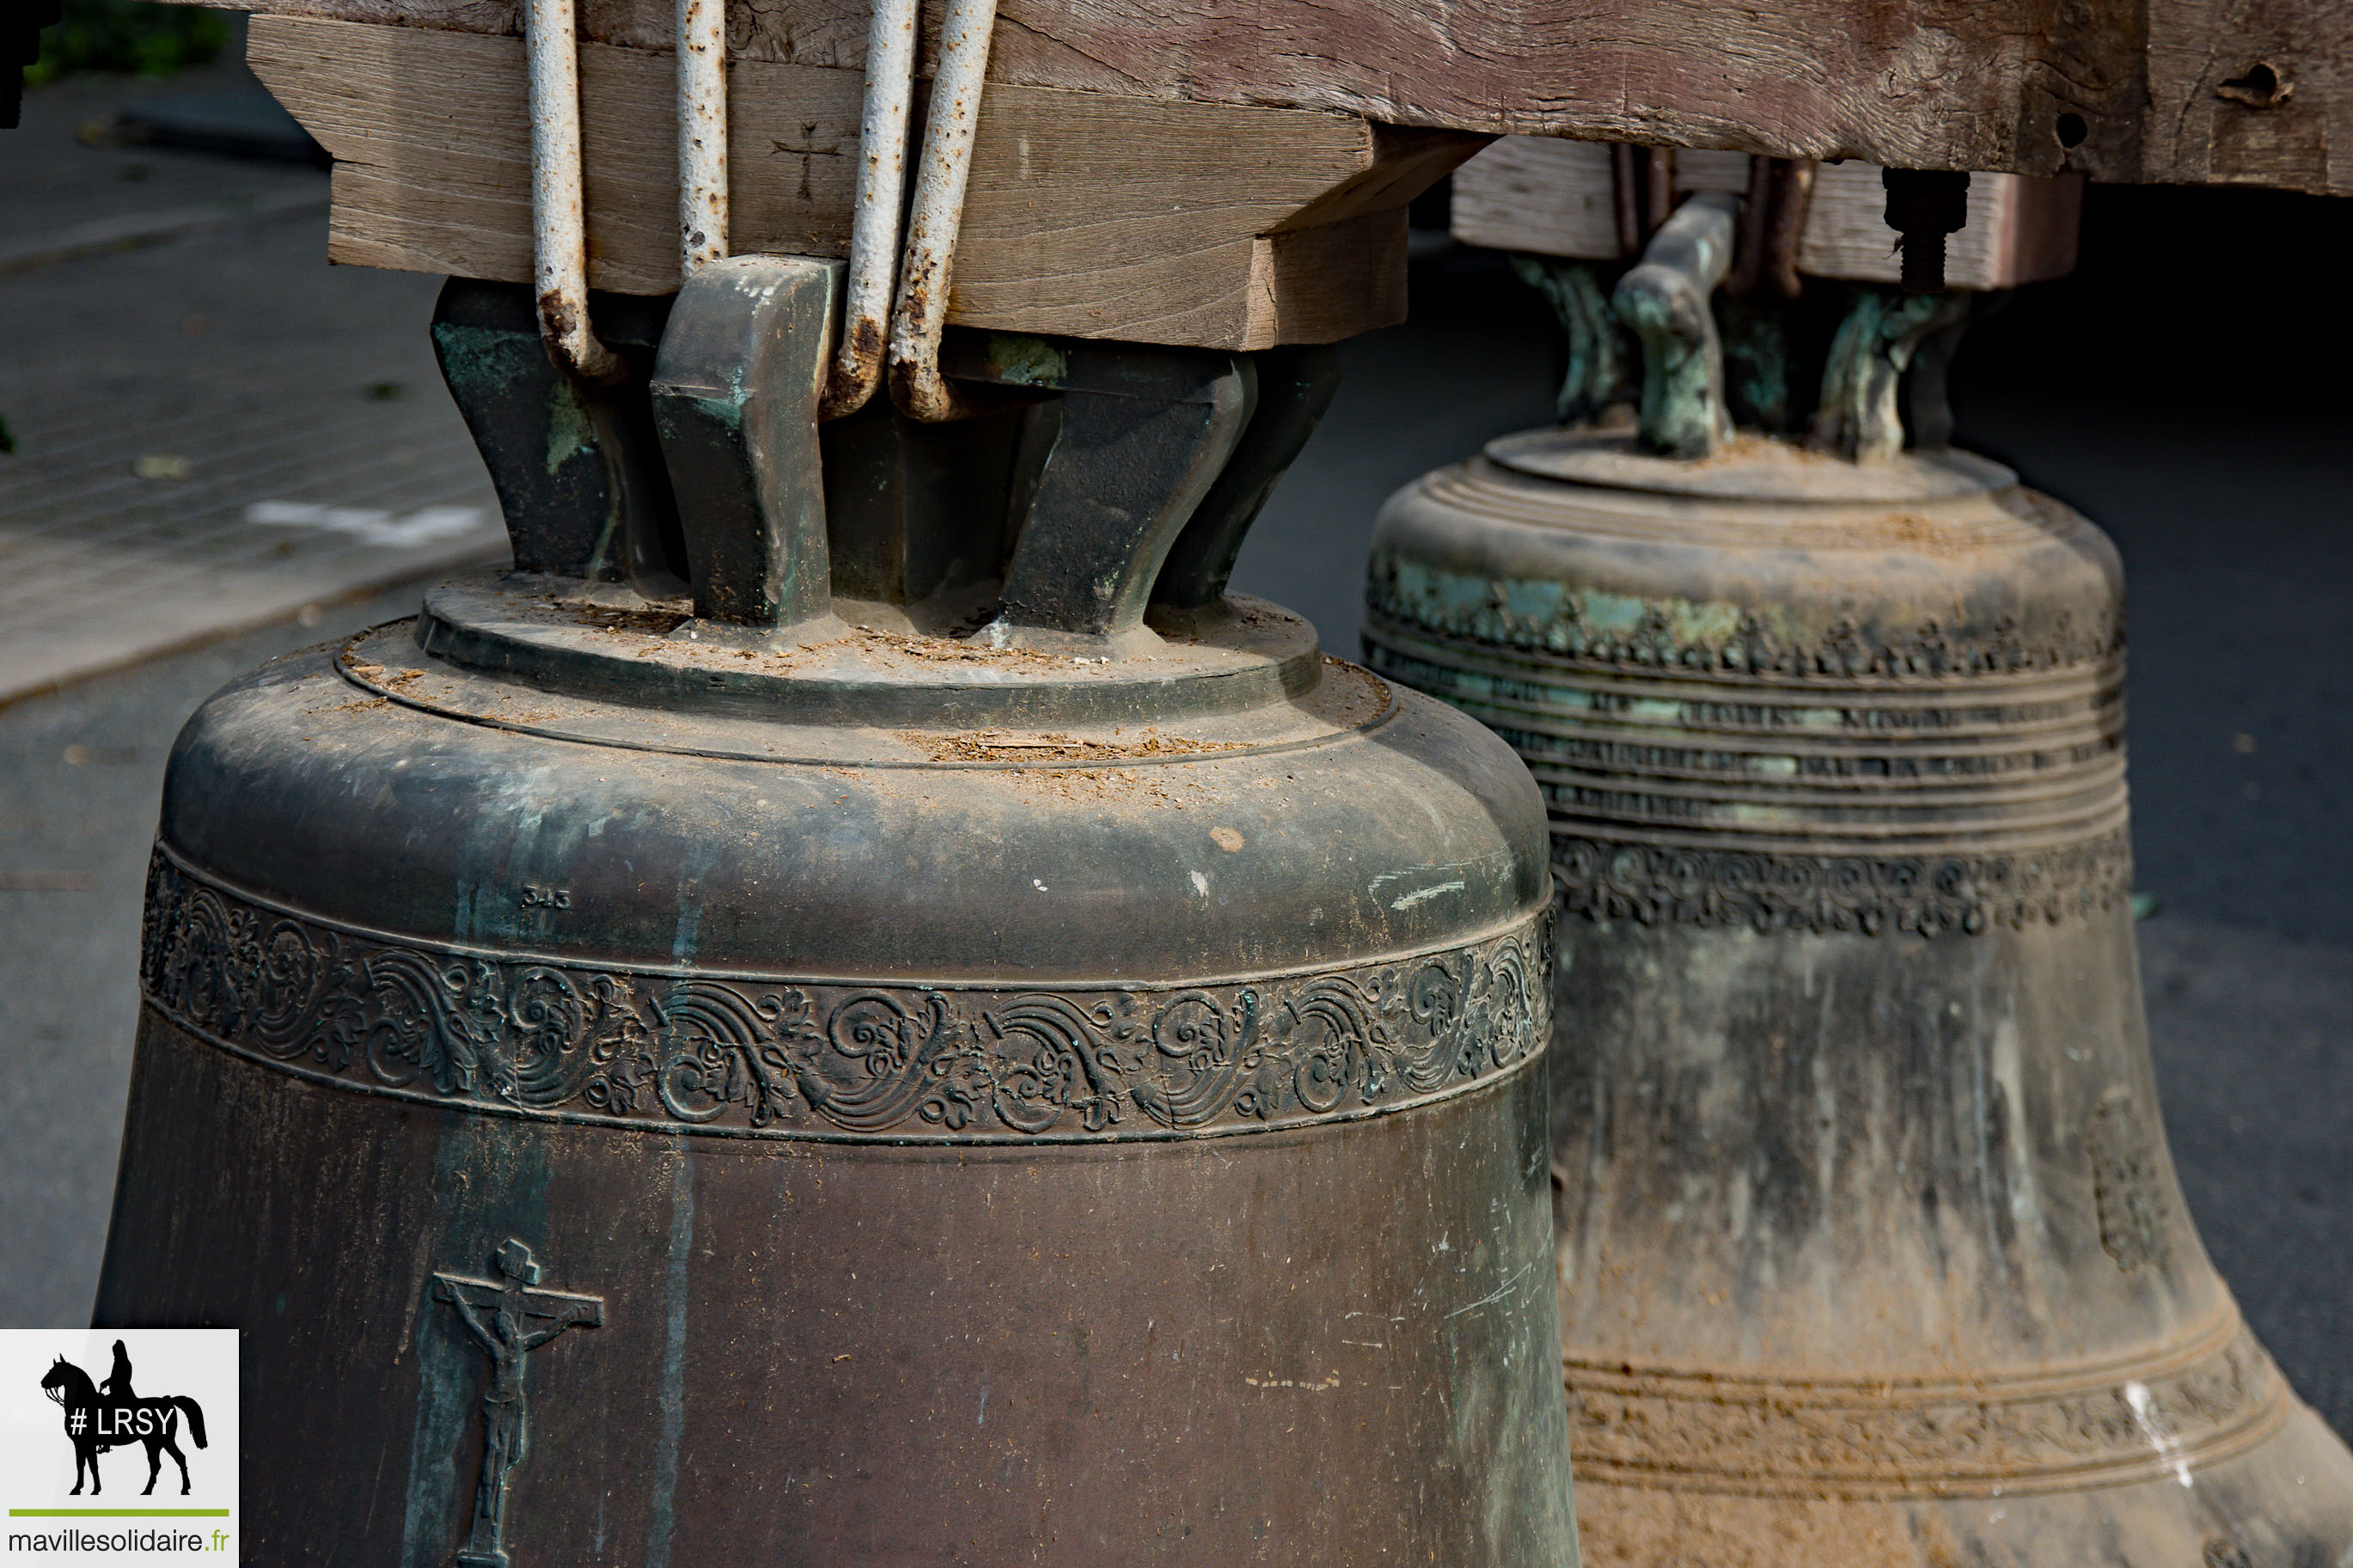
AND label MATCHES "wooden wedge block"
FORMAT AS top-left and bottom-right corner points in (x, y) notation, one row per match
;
(247, 15), (1482, 347)
(1449, 137), (2082, 290)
